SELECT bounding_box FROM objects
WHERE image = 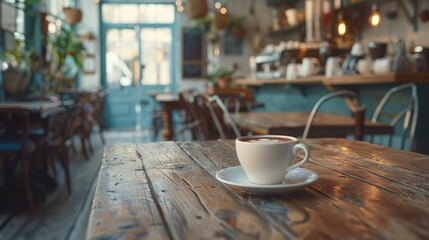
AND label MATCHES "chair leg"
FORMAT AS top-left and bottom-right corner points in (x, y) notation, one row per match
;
(87, 134), (93, 154)
(99, 126), (106, 145)
(59, 147), (72, 194)
(21, 155), (34, 209)
(80, 134), (89, 160)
